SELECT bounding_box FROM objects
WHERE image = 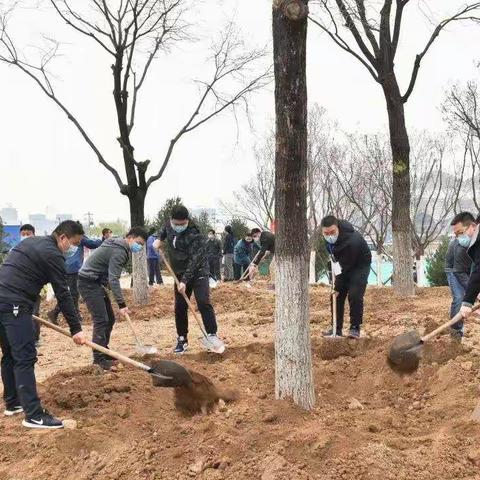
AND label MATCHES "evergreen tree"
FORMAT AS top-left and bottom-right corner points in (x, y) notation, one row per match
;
(426, 236), (449, 287)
